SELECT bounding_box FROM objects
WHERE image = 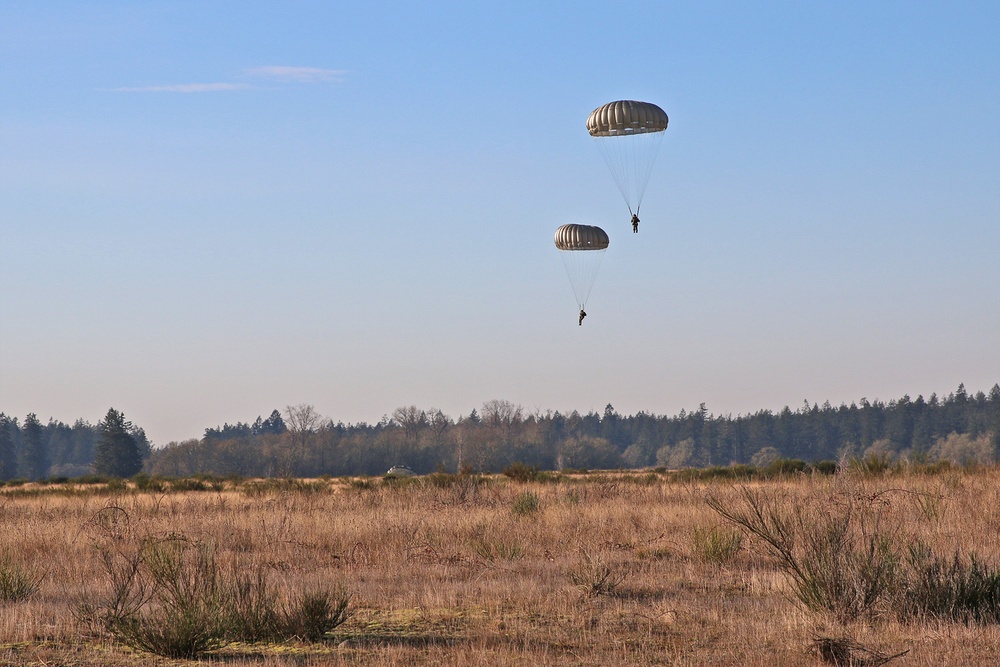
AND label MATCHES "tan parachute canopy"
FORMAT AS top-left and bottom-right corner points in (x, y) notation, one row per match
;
(586, 100), (668, 137)
(554, 224), (610, 251)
